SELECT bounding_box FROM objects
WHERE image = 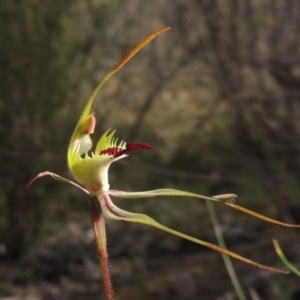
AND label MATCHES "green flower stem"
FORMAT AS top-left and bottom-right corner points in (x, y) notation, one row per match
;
(206, 200), (247, 300)
(90, 198), (114, 300)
